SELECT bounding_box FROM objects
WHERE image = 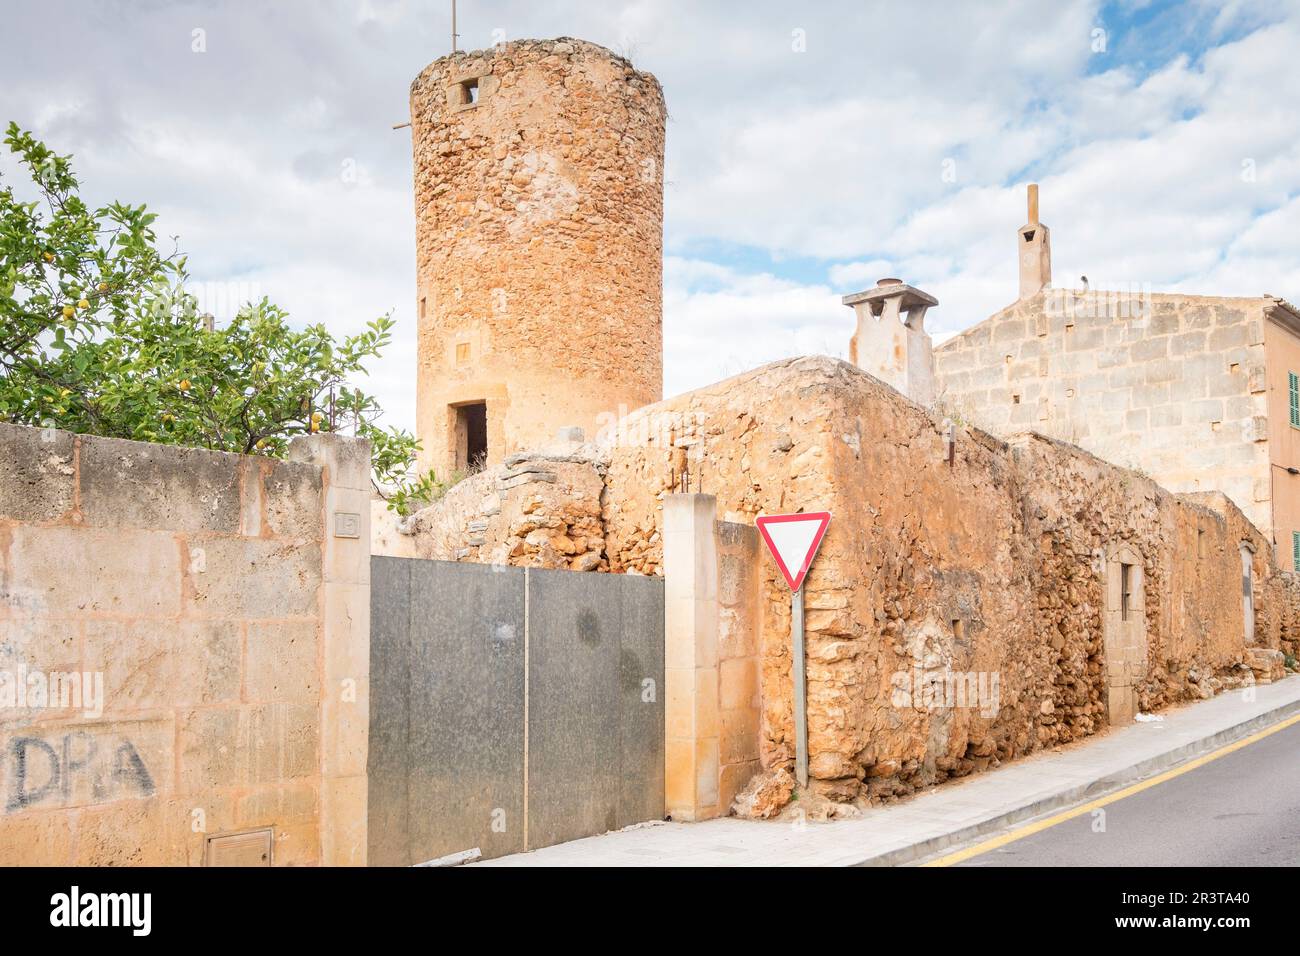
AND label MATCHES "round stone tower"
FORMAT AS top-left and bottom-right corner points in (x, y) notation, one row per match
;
(409, 38), (666, 476)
